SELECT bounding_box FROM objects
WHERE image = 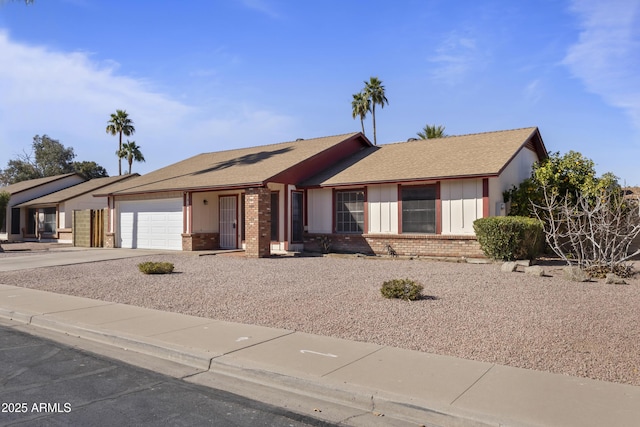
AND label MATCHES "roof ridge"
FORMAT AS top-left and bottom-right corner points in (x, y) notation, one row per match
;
(196, 132), (360, 156)
(384, 127), (537, 146)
